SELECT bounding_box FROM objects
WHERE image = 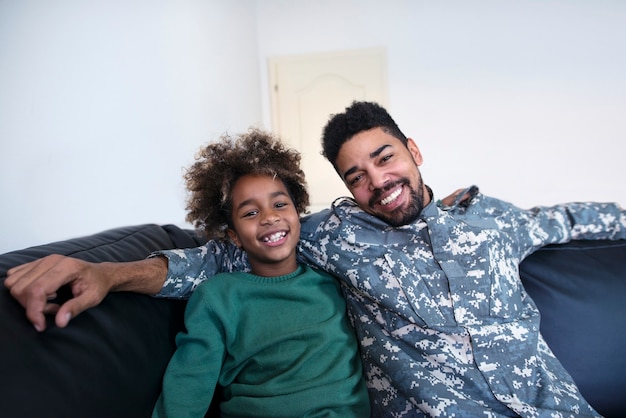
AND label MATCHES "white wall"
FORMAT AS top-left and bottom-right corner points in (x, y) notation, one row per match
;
(2, 0), (625, 254)
(256, 0), (626, 209)
(0, 0), (262, 253)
